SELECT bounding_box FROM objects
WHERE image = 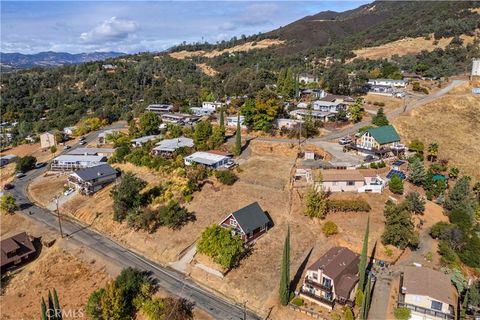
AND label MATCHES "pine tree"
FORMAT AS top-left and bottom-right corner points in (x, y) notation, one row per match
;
(234, 113), (241, 156)
(219, 107), (225, 134)
(389, 174), (404, 194)
(279, 227), (290, 306)
(372, 107), (389, 126)
(358, 216), (370, 292)
(41, 297), (48, 320)
(407, 157), (426, 186)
